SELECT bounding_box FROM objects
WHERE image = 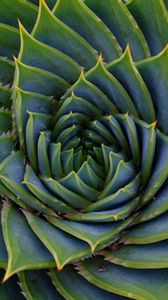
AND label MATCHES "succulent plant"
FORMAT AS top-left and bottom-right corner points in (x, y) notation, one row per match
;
(0, 0), (168, 299)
